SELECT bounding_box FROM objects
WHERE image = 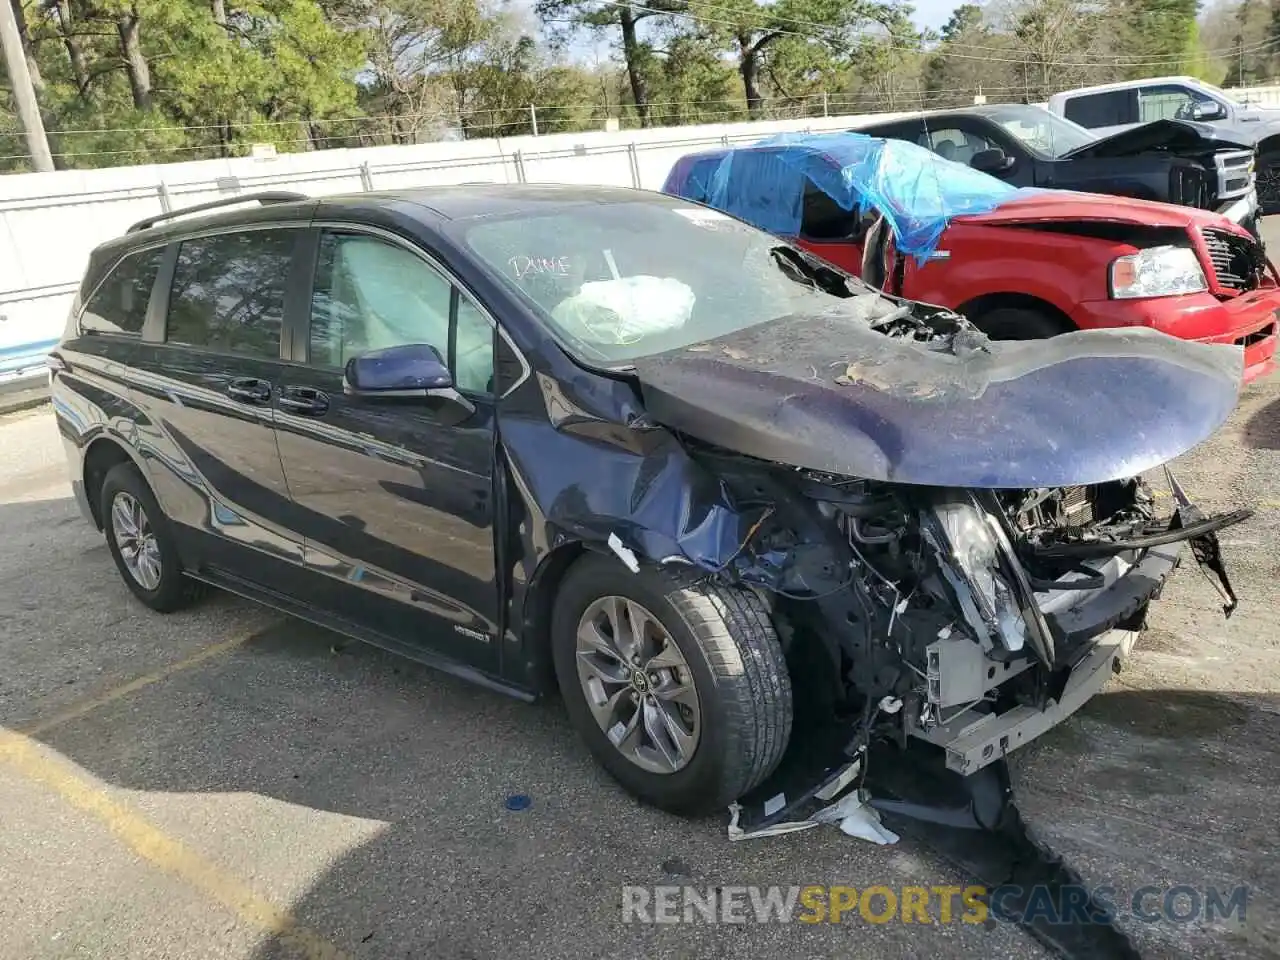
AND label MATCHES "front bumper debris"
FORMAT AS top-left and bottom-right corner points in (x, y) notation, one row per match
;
(910, 627), (1141, 775)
